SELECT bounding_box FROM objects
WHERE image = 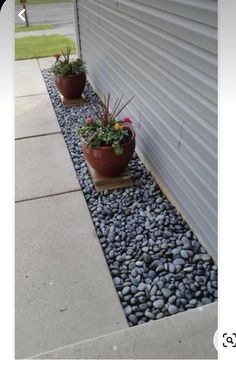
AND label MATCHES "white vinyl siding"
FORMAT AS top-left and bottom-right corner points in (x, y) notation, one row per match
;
(75, 0), (218, 260)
